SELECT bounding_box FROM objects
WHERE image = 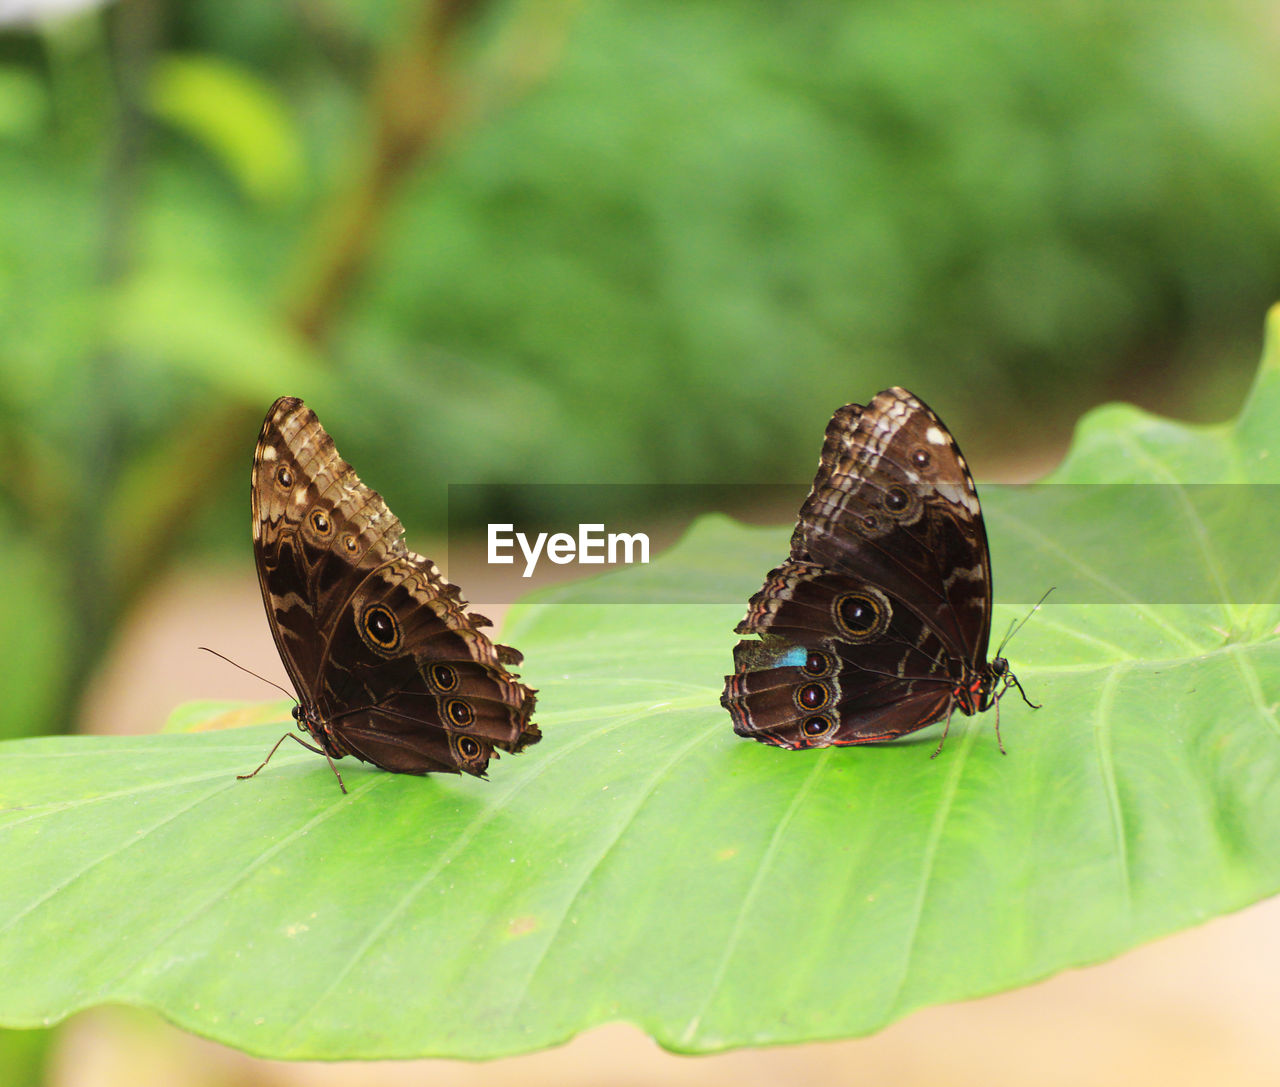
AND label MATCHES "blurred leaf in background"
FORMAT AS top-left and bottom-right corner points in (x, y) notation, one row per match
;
(358, 0), (1280, 495)
(148, 53), (304, 206)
